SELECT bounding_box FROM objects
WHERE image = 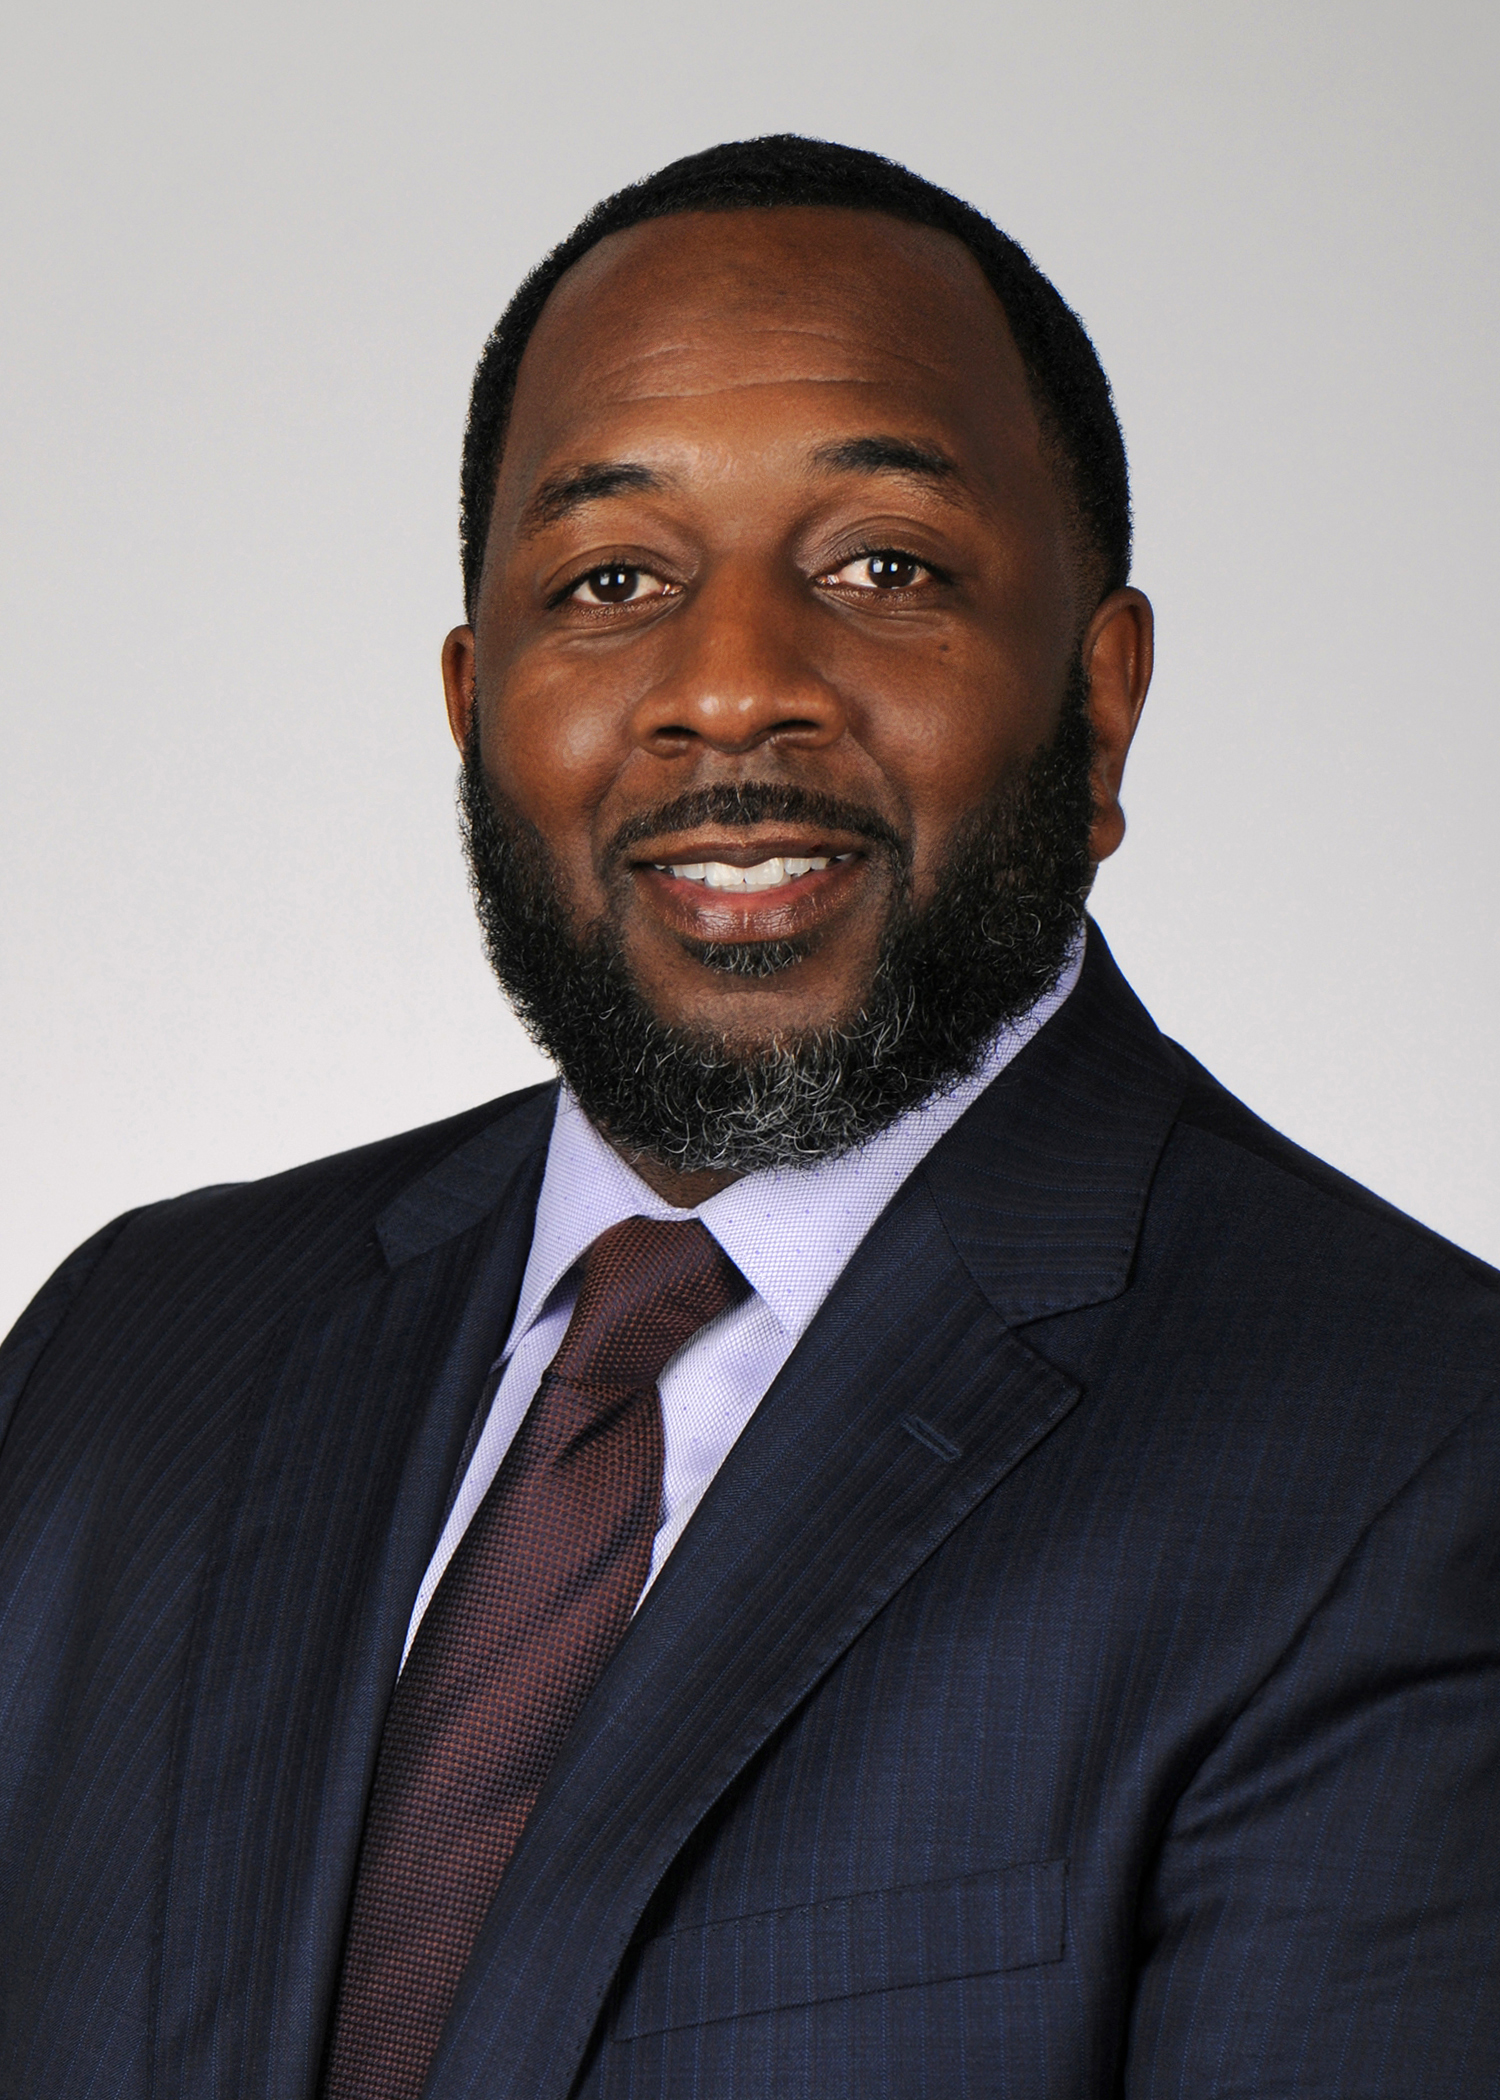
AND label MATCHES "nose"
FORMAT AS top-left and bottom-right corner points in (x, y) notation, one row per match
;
(627, 565), (847, 758)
